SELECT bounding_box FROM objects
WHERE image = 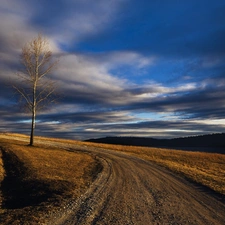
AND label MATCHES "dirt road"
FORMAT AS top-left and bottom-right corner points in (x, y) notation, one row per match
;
(1, 135), (225, 224)
(46, 144), (225, 225)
